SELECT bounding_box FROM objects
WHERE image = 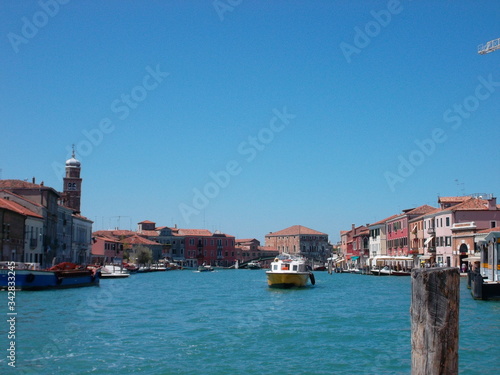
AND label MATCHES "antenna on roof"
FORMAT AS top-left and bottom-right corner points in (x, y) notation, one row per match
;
(454, 179), (465, 196)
